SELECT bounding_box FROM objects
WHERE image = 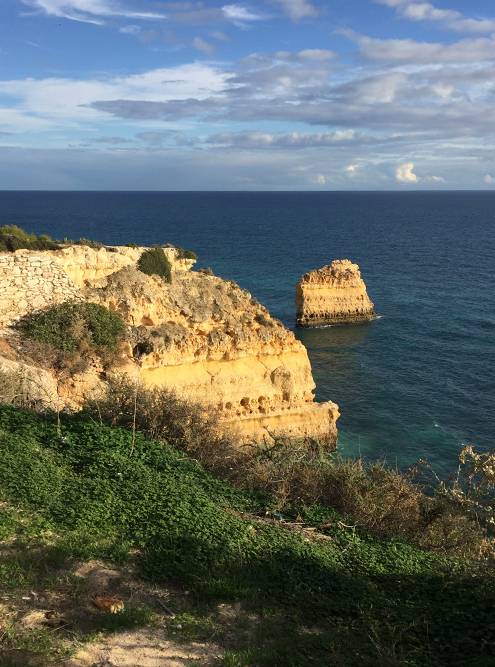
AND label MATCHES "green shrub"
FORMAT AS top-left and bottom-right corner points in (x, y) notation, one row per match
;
(137, 248), (172, 282)
(17, 302), (125, 354)
(74, 237), (104, 249)
(83, 376), (235, 472)
(176, 247), (197, 260)
(0, 225), (60, 252)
